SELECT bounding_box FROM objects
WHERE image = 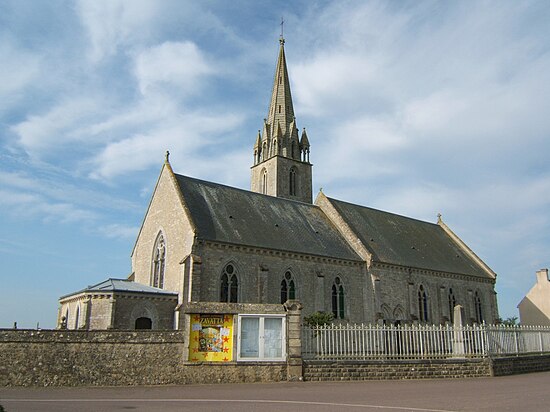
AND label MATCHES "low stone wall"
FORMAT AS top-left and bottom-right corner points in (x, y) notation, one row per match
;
(490, 354), (550, 376)
(0, 330), (286, 387)
(304, 359), (491, 381)
(4, 329), (550, 387)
